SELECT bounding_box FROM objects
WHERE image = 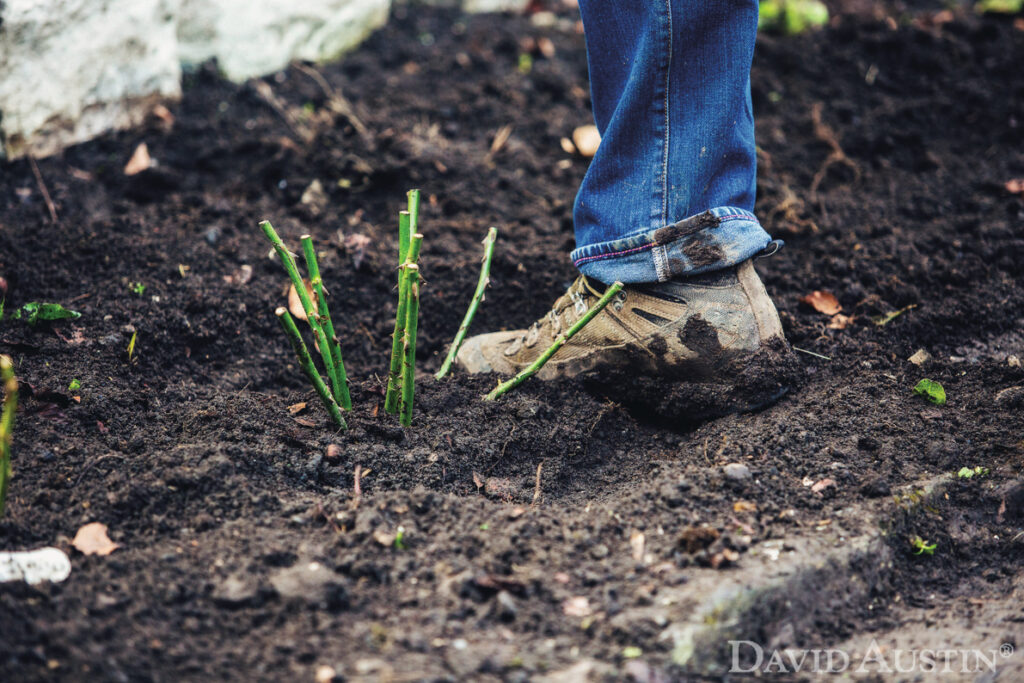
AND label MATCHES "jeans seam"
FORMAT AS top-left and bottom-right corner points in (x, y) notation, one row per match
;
(661, 0), (672, 227)
(653, 245), (670, 281)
